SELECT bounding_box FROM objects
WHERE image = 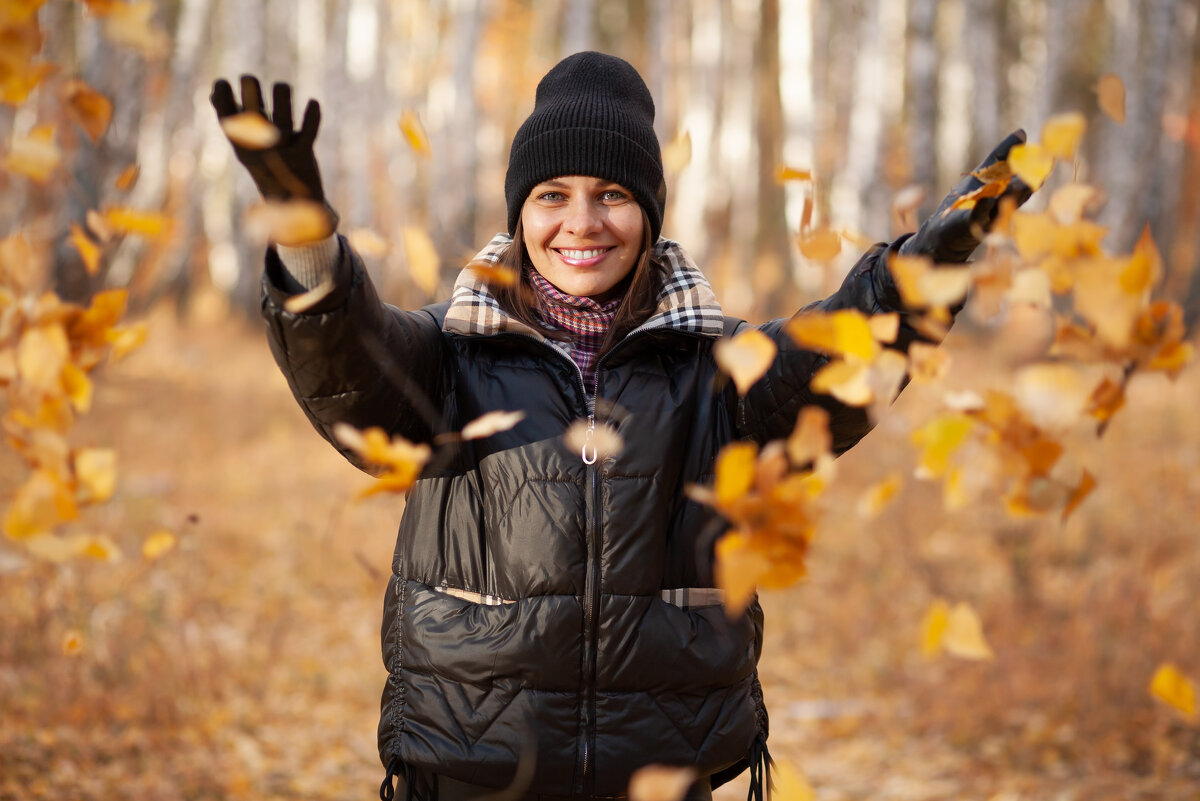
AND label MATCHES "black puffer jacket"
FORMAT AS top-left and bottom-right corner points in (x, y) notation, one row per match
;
(261, 232), (918, 797)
